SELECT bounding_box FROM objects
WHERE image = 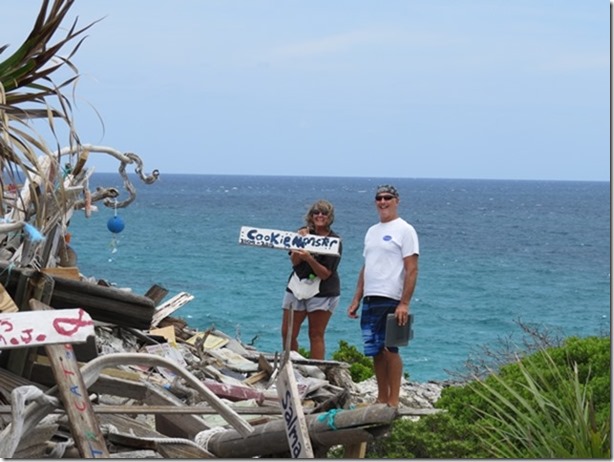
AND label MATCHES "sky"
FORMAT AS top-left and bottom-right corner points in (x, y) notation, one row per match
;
(3, 1), (611, 181)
